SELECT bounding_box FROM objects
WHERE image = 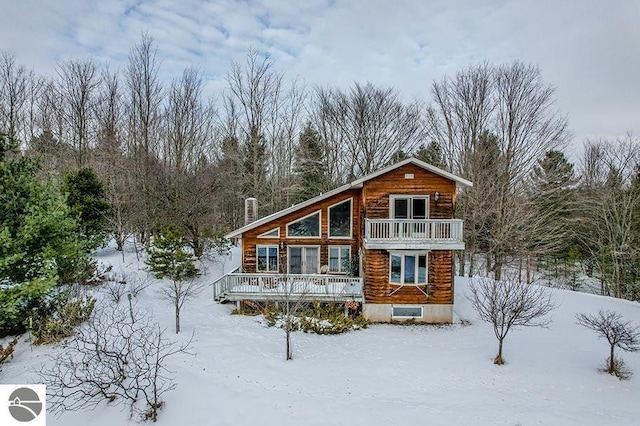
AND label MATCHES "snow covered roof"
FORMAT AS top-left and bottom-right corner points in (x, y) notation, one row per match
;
(225, 157), (472, 239)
